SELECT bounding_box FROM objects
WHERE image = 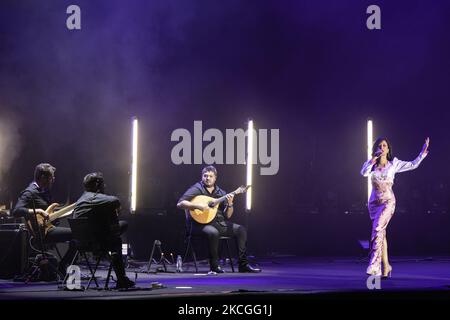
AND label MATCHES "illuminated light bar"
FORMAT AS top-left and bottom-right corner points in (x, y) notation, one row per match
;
(367, 119), (373, 202)
(246, 119), (254, 211)
(131, 117), (138, 214)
